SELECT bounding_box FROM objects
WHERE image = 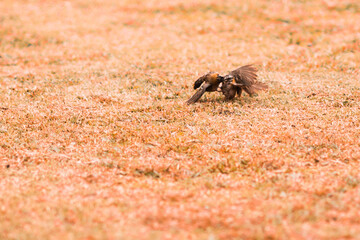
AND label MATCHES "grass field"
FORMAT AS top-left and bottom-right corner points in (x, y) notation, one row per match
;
(1, 0), (360, 239)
